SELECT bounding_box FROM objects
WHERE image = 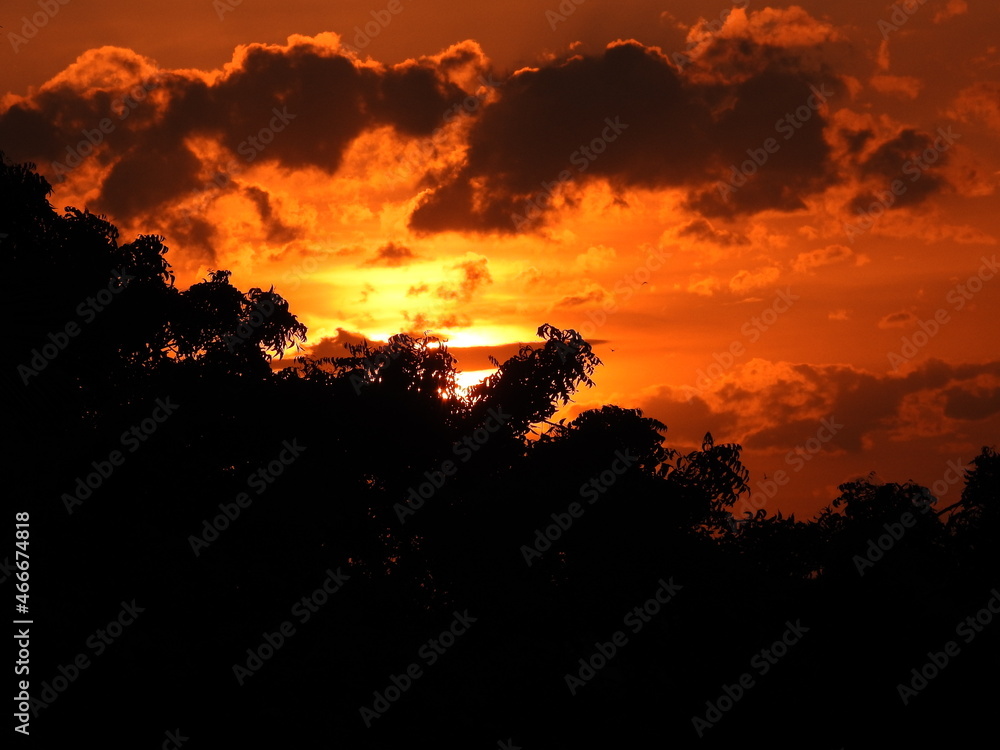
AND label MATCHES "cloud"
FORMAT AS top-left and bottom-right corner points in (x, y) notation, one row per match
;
(870, 75), (923, 99)
(434, 254), (492, 301)
(729, 266), (781, 294)
(2, 15), (867, 240)
(400, 310), (473, 335)
(363, 242), (418, 267)
(639, 358), (1000, 452)
(677, 218), (748, 247)
(840, 127), (875, 155)
(573, 244), (617, 272)
(849, 127), (951, 211)
(949, 82), (1000, 132)
(243, 186), (299, 244)
(878, 310), (917, 329)
(554, 286), (612, 308)
(725, 5), (843, 48)
(686, 275), (723, 296)
(793, 244), (854, 273)
(933, 0), (968, 24)
(0, 35), (471, 224)
(409, 28), (845, 233)
(942, 383), (1000, 420)
(307, 327), (380, 358)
